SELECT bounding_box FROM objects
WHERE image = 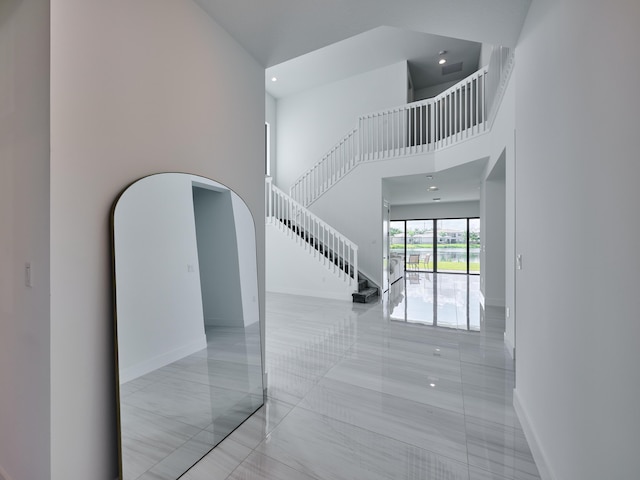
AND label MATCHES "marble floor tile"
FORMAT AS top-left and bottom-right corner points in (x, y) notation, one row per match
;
(180, 438), (252, 480)
(224, 398), (295, 450)
(226, 452), (318, 480)
(465, 417), (540, 480)
(298, 377), (468, 463)
(257, 407), (470, 480)
(181, 275), (541, 480)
